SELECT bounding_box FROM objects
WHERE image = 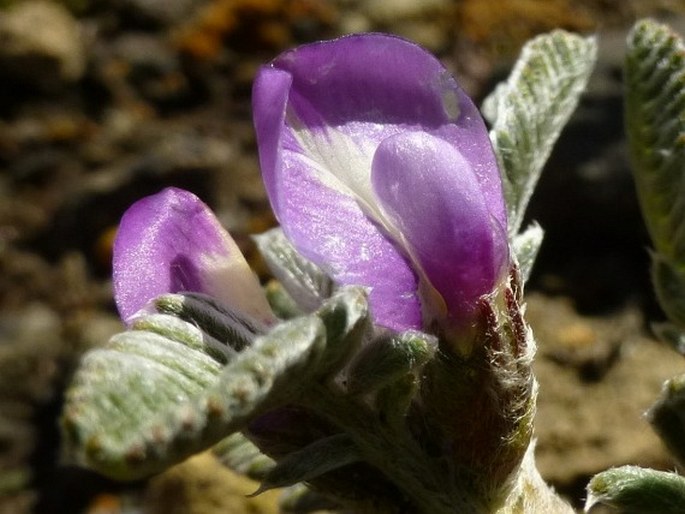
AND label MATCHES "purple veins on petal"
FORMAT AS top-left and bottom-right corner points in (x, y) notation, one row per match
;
(112, 187), (274, 325)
